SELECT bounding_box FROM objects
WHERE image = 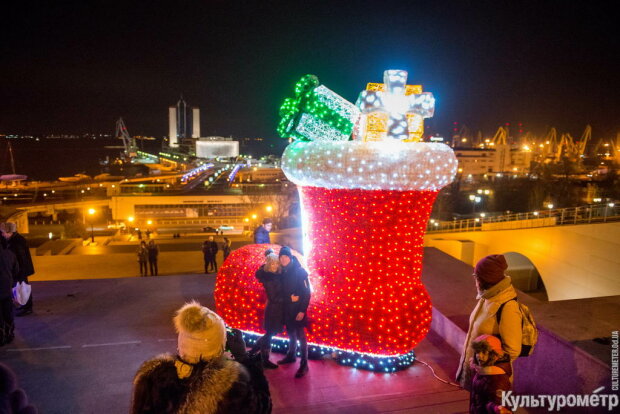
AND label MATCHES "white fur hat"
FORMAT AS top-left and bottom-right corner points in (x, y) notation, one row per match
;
(173, 301), (227, 363)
